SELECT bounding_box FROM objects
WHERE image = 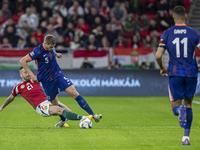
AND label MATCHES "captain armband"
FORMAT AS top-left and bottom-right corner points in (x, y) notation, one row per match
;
(158, 39), (166, 49)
